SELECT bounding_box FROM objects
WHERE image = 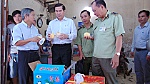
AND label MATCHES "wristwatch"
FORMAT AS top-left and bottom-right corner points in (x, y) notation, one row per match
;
(115, 52), (120, 56)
